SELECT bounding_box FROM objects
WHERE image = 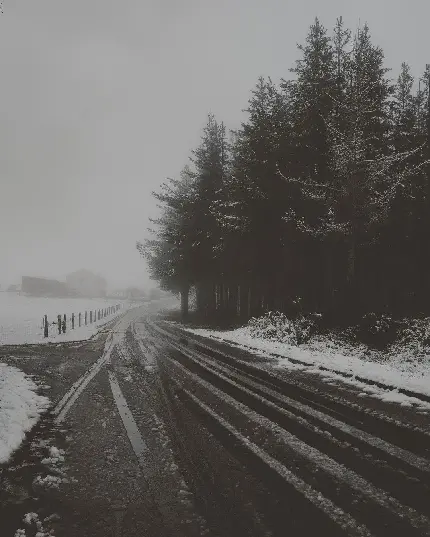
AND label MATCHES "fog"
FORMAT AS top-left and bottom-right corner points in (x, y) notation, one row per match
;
(0, 0), (428, 290)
